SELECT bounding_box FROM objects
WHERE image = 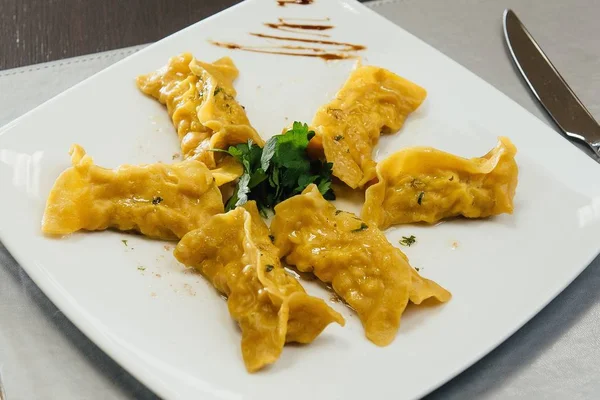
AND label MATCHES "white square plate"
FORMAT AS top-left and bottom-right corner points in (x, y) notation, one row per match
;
(2, 0), (600, 399)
